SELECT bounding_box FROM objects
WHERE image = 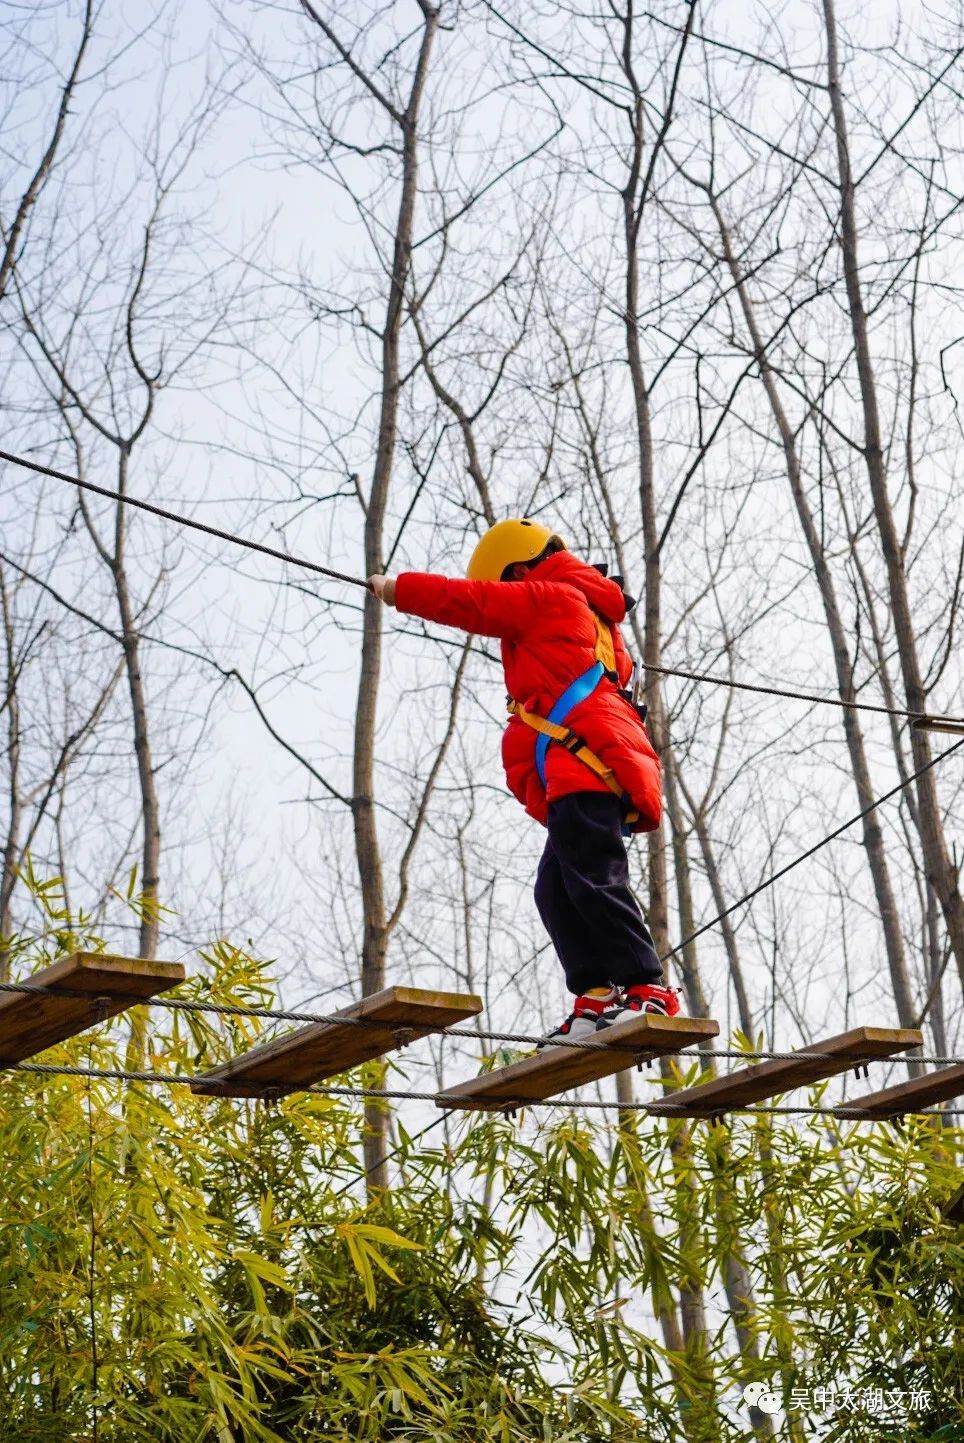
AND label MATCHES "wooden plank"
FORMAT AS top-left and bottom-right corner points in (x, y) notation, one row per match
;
(192, 985), (483, 1098)
(436, 1014), (719, 1113)
(648, 1026), (923, 1117)
(0, 952), (186, 1066)
(833, 1064), (964, 1120)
